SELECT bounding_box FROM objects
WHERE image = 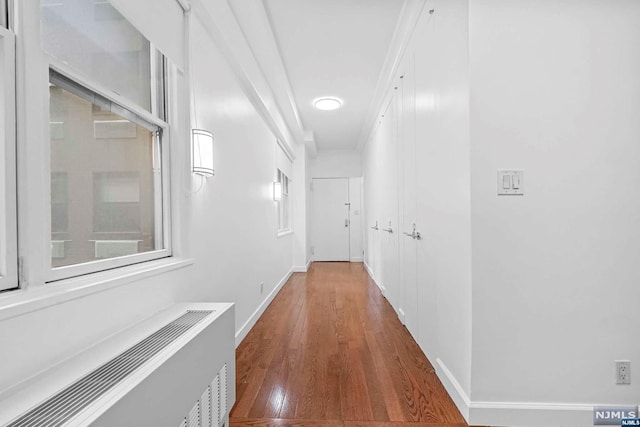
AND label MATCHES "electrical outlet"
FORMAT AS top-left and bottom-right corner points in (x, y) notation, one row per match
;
(260, 282), (264, 294)
(616, 360), (631, 385)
